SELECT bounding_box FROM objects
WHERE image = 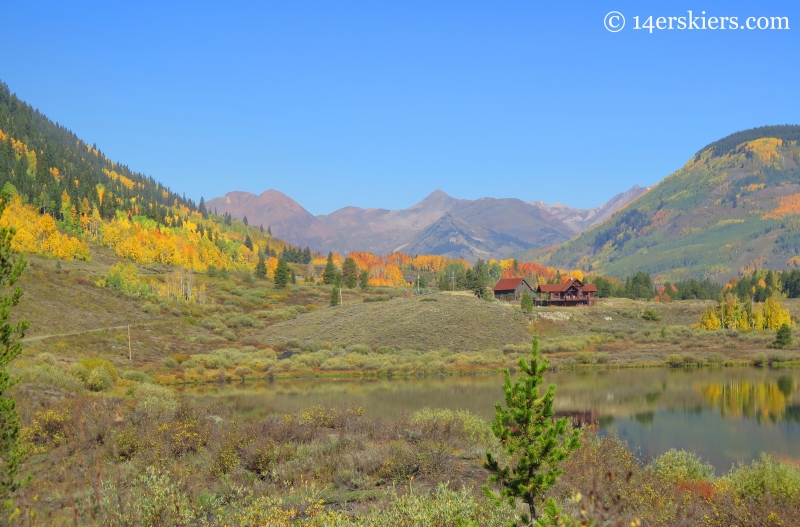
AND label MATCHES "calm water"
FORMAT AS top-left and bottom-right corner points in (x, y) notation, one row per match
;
(181, 367), (800, 473)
